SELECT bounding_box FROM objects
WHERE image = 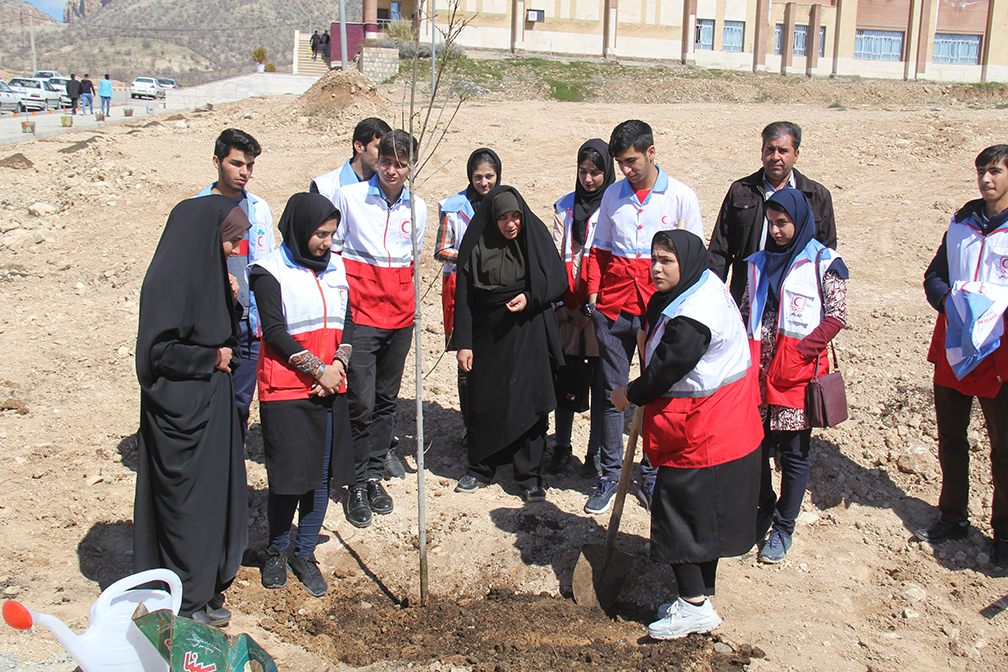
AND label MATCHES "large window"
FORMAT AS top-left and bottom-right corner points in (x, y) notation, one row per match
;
(696, 19), (714, 50)
(819, 25), (826, 57)
(793, 25), (808, 56)
(774, 23), (782, 55)
(854, 29), (904, 61)
(723, 21), (744, 52)
(933, 33), (981, 65)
